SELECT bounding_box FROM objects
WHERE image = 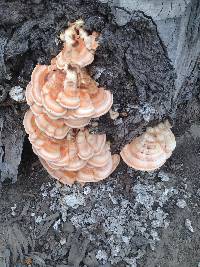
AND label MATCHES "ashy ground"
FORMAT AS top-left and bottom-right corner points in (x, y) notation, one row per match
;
(0, 119), (200, 267)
